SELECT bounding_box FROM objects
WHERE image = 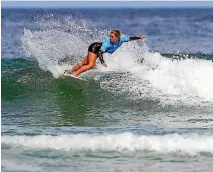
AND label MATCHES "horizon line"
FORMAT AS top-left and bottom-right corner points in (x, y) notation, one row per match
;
(2, 1), (213, 9)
